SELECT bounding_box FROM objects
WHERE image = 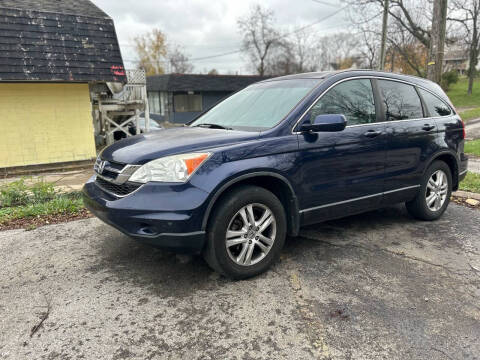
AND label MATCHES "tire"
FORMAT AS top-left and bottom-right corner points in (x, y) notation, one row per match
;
(203, 185), (287, 279)
(406, 160), (452, 221)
